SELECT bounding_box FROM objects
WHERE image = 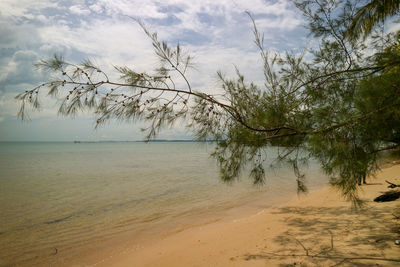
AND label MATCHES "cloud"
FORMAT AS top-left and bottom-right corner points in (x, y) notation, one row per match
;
(0, 50), (46, 92)
(37, 18), (157, 76)
(256, 15), (302, 31)
(95, 0), (169, 19)
(0, 0), (58, 18)
(86, 0), (302, 35)
(0, 22), (41, 48)
(89, 3), (105, 14)
(0, 0), (308, 141)
(69, 5), (91, 16)
(387, 20), (400, 33)
(0, 92), (22, 118)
